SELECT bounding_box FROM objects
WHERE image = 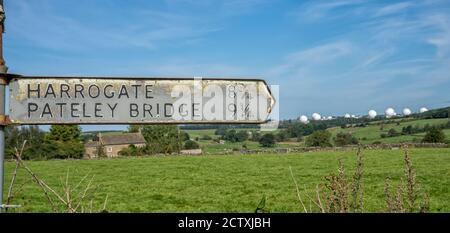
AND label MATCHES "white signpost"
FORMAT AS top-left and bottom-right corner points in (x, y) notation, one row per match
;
(8, 77), (275, 125)
(0, 2), (276, 212)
